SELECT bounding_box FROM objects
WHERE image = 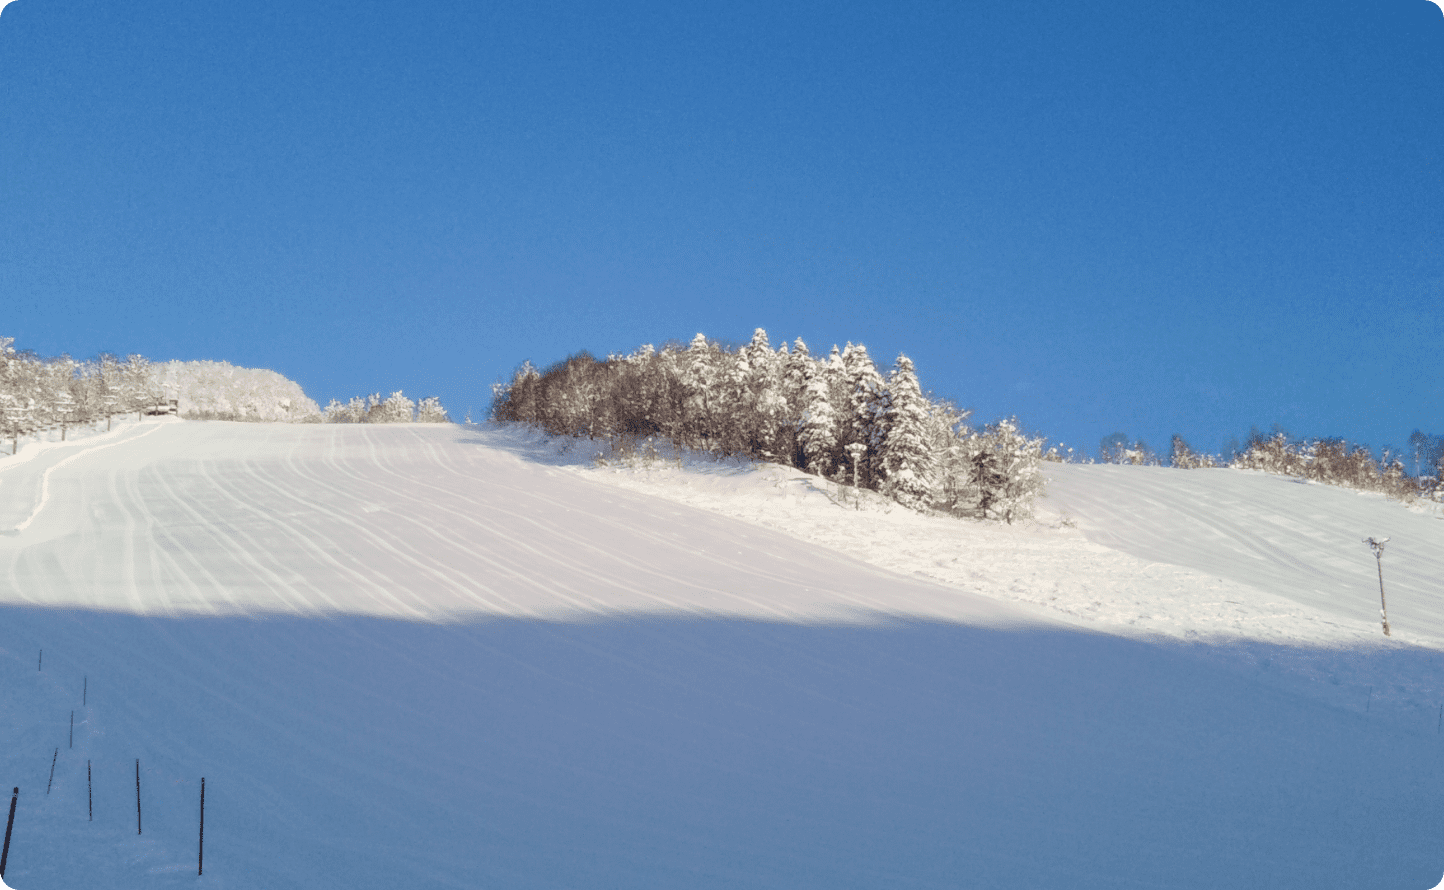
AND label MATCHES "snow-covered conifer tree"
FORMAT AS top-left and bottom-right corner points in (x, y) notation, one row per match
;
(680, 334), (722, 449)
(841, 343), (886, 487)
(776, 338), (813, 465)
(879, 354), (933, 510)
(741, 329), (787, 458)
(799, 359), (839, 477)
